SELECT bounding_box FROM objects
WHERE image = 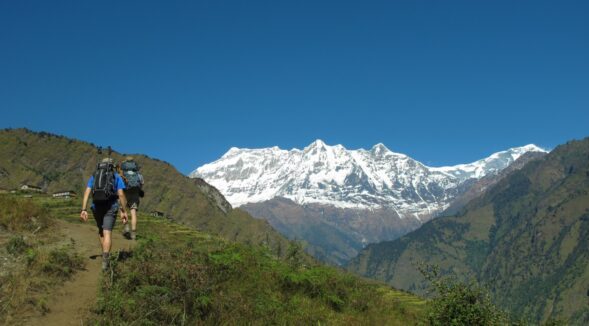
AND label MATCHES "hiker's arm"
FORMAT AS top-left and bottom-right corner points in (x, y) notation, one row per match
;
(80, 187), (91, 221)
(118, 189), (128, 220)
